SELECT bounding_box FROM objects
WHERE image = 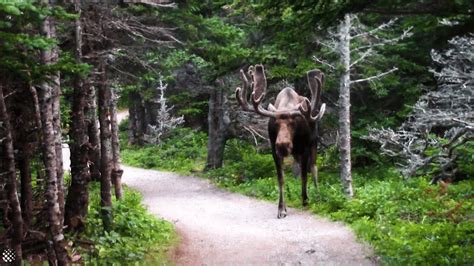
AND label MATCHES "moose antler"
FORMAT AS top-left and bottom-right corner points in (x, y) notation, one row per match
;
(235, 68), (252, 111)
(303, 69), (326, 121)
(236, 64), (324, 120)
